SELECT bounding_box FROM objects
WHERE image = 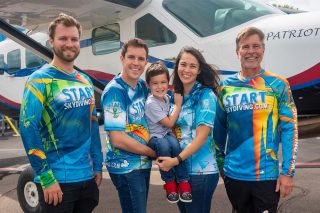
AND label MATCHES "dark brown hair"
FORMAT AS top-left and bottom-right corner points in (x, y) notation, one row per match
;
(121, 38), (148, 58)
(145, 61), (170, 84)
(172, 46), (220, 94)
